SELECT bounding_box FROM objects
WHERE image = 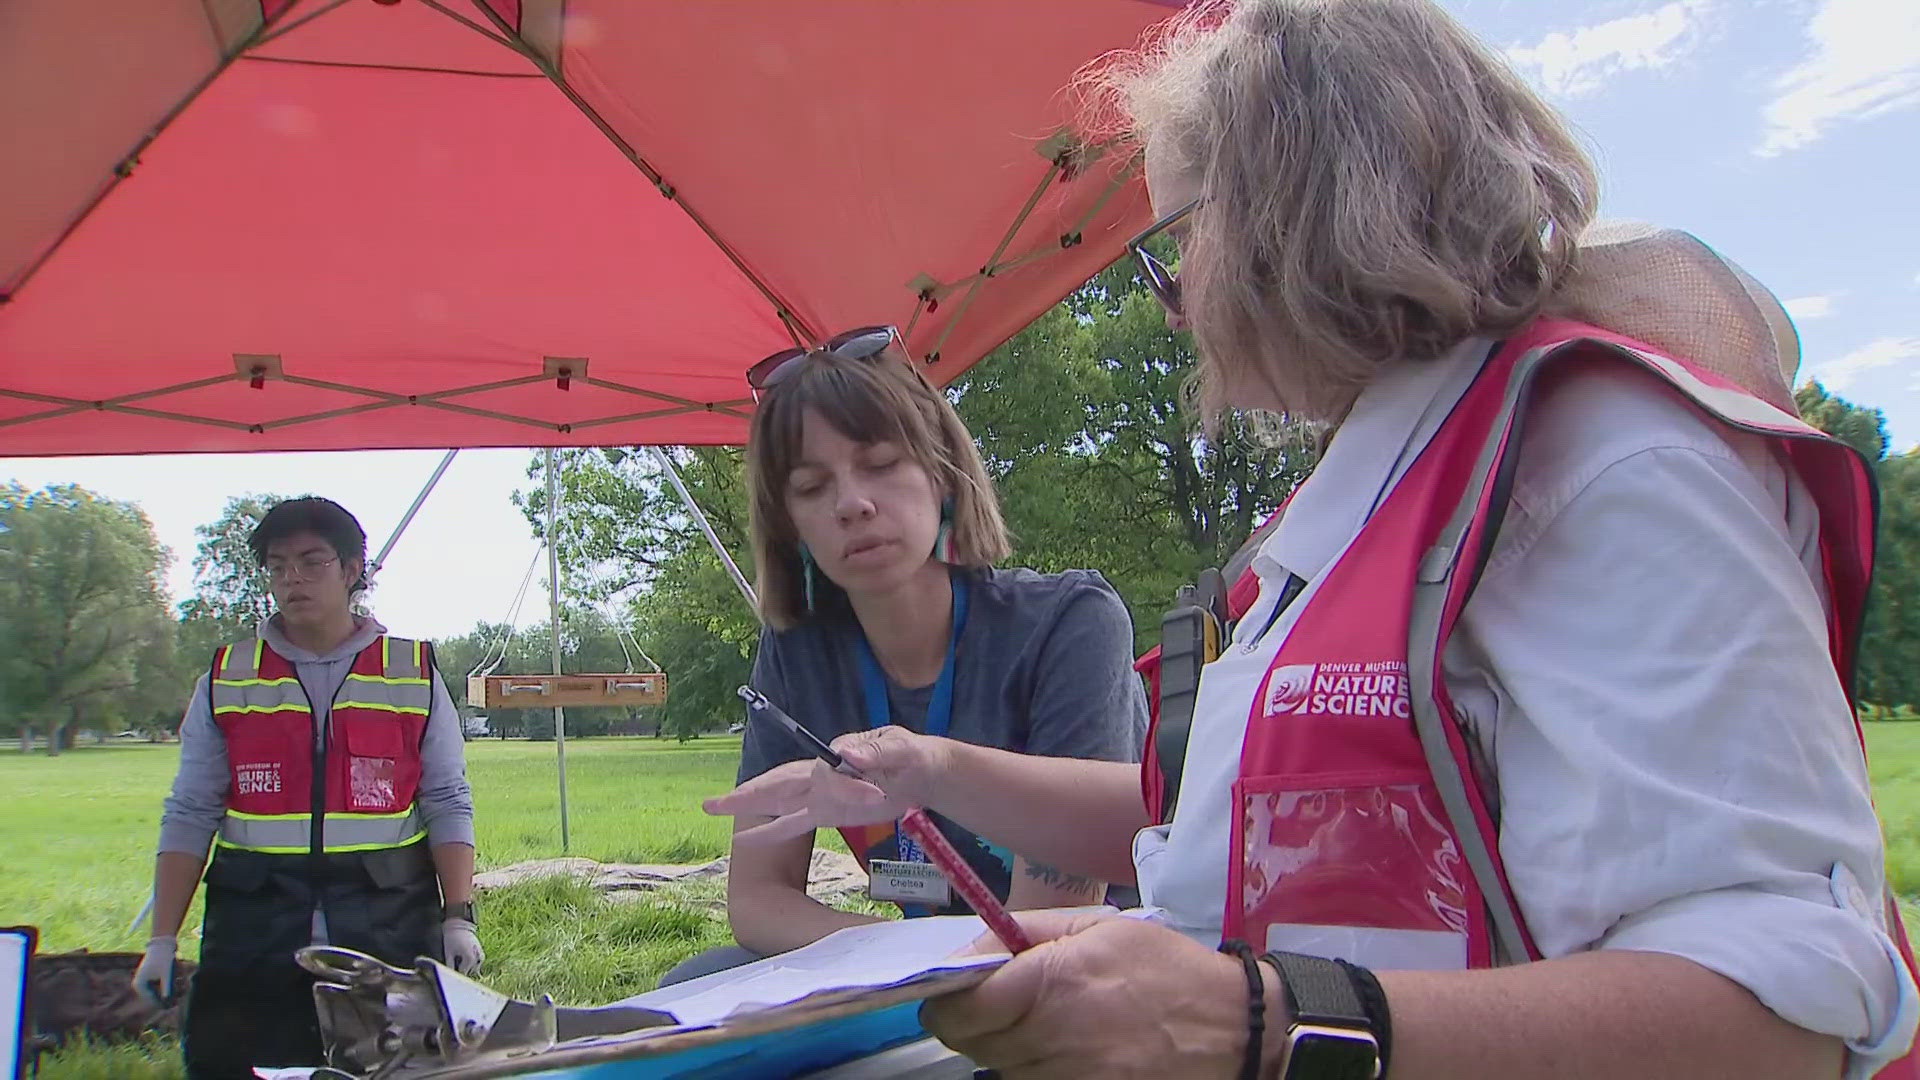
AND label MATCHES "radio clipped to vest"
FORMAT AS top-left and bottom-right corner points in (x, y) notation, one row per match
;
(1155, 569), (1227, 817)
